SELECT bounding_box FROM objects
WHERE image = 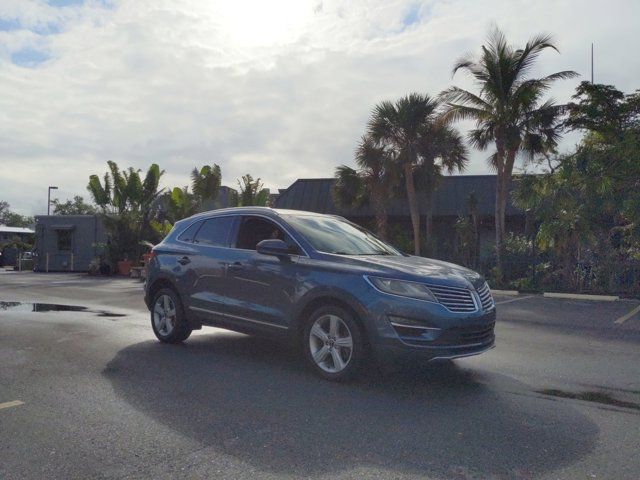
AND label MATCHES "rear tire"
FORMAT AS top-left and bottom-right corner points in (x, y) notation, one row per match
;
(151, 288), (192, 343)
(302, 305), (366, 381)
